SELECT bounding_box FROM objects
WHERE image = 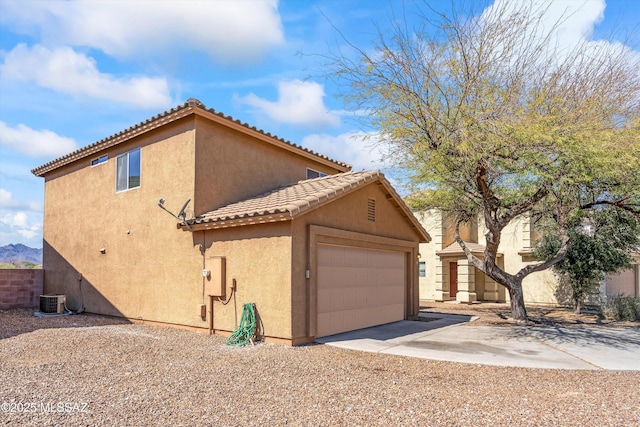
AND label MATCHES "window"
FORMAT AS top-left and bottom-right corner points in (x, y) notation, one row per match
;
(419, 261), (426, 277)
(306, 168), (327, 179)
(91, 155), (108, 167)
(116, 148), (140, 192)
